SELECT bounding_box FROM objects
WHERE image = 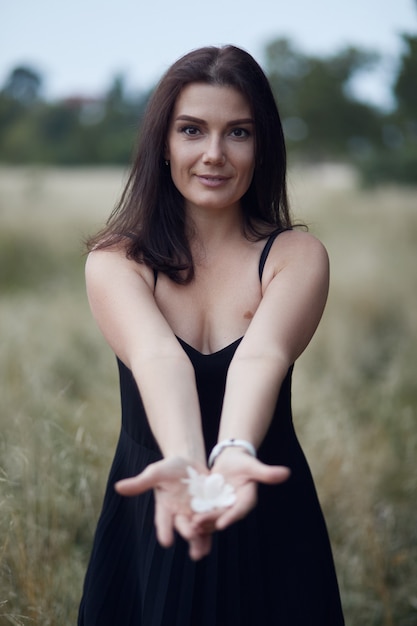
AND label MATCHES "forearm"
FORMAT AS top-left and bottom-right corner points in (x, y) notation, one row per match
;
(217, 354), (289, 449)
(131, 353), (206, 463)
